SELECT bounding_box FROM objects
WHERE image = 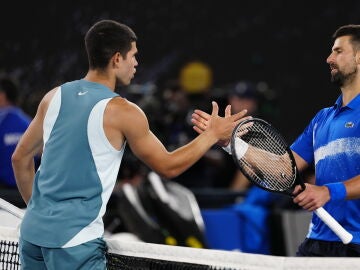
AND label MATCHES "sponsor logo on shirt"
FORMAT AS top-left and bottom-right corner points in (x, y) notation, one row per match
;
(345, 122), (354, 128)
(77, 91), (88, 96)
